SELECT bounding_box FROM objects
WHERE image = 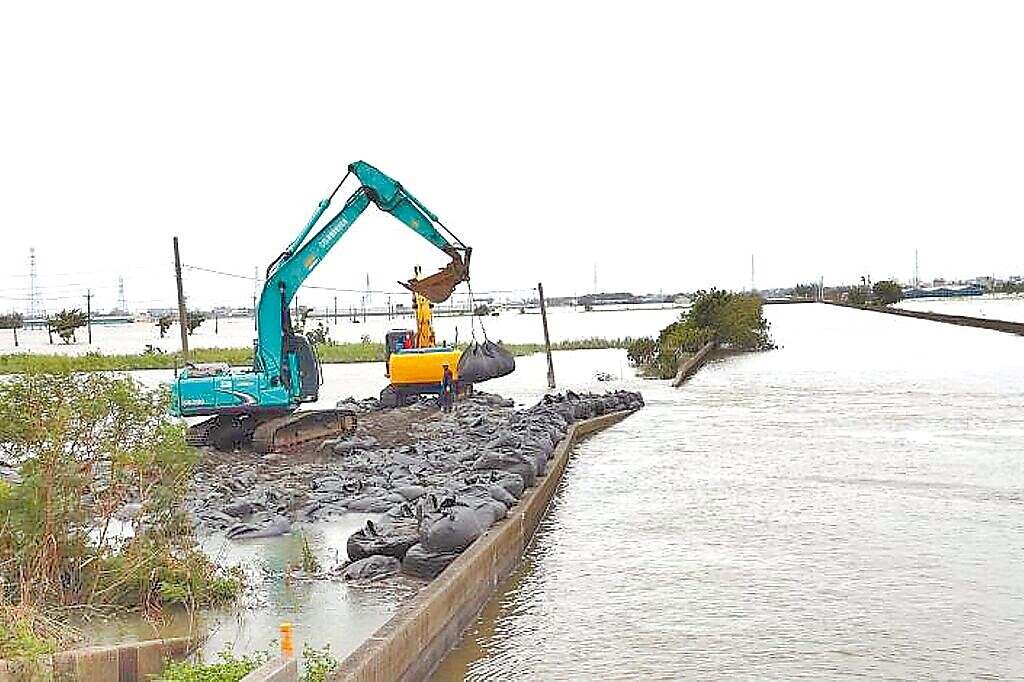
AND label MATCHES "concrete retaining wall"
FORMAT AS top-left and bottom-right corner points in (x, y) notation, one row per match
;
(672, 340), (718, 387)
(331, 409), (635, 682)
(827, 301), (1024, 336)
(0, 636), (197, 682)
(240, 655), (298, 682)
